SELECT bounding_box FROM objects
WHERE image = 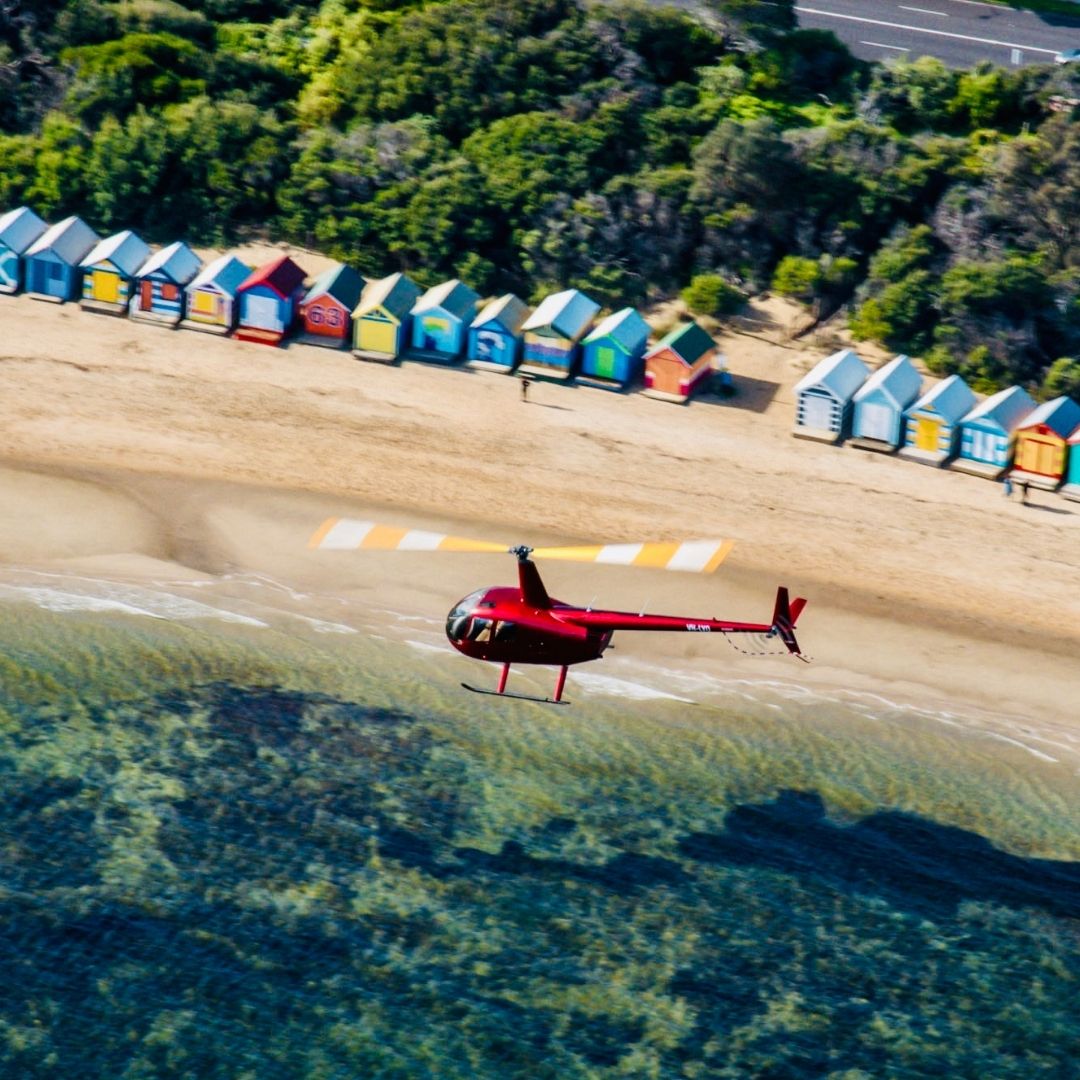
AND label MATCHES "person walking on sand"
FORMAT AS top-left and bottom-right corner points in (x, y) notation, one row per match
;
(1002, 475), (1013, 499)
(519, 373), (532, 403)
(1019, 479), (1029, 506)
